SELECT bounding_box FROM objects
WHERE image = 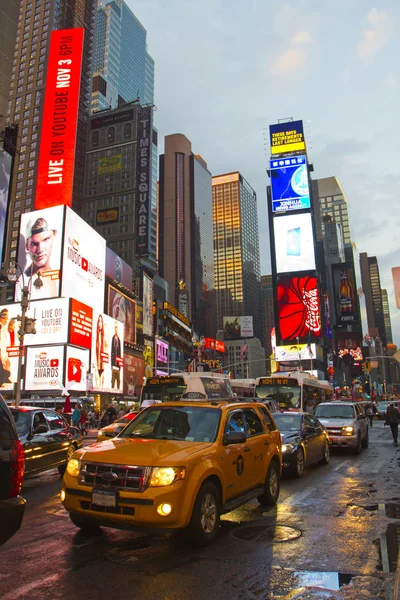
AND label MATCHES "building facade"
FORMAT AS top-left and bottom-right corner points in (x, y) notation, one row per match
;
(3, 0), (96, 270)
(158, 134), (214, 337)
(260, 274), (274, 360)
(316, 177), (351, 245)
(91, 0), (154, 112)
(381, 289), (393, 345)
(212, 171), (262, 340)
(0, 0), (19, 128)
(225, 338), (265, 379)
(360, 252), (387, 344)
